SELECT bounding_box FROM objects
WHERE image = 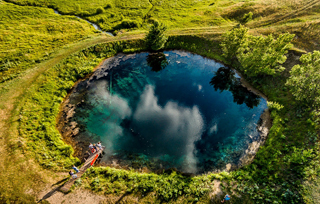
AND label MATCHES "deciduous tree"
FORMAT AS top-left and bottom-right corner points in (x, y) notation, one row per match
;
(286, 51), (320, 105)
(220, 25), (248, 61)
(237, 33), (294, 77)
